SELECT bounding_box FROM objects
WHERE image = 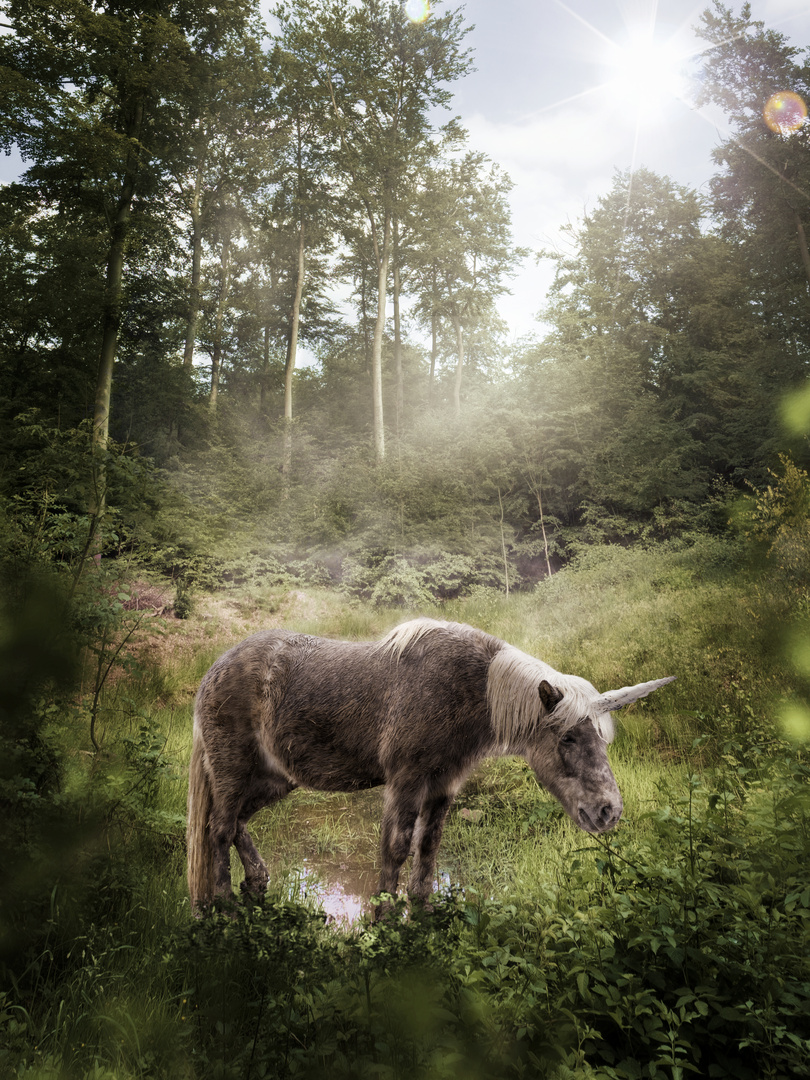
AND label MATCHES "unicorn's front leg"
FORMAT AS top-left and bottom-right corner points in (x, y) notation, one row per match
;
(407, 792), (453, 906)
(376, 783), (420, 918)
